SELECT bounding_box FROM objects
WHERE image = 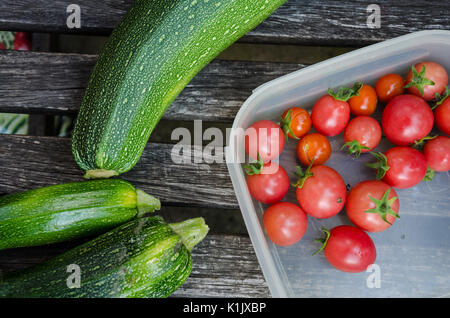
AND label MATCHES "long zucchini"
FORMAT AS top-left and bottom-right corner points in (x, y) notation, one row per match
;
(0, 216), (209, 298)
(72, 0), (287, 179)
(0, 179), (160, 250)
